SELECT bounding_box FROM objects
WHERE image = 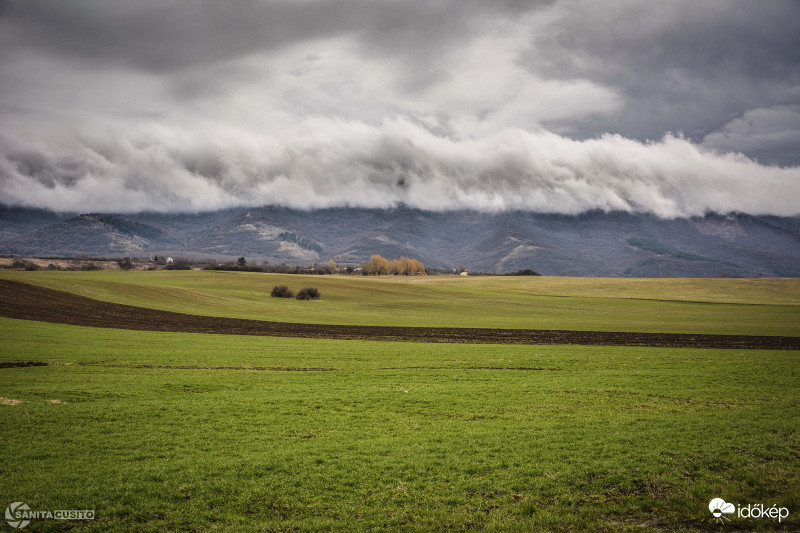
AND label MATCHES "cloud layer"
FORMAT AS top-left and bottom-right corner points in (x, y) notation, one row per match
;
(3, 119), (798, 217)
(0, 0), (798, 216)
